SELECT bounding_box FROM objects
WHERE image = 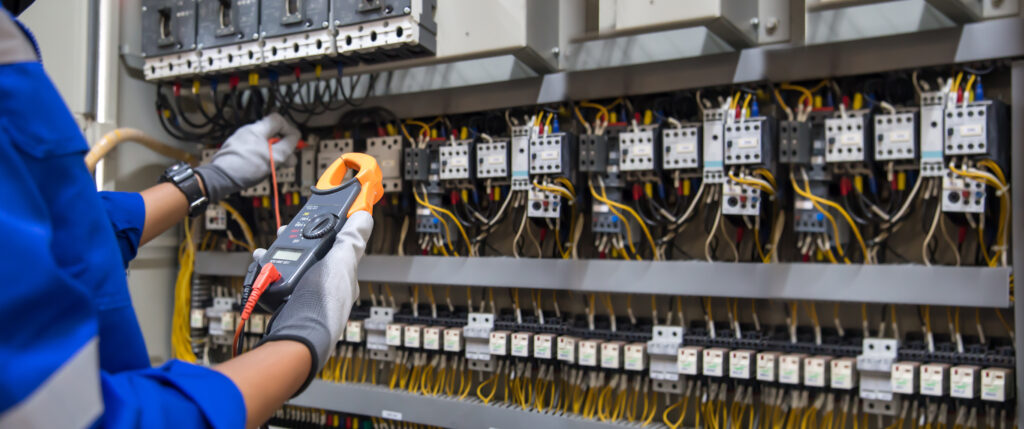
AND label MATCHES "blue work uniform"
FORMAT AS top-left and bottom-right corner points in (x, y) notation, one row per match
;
(0, 10), (245, 429)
